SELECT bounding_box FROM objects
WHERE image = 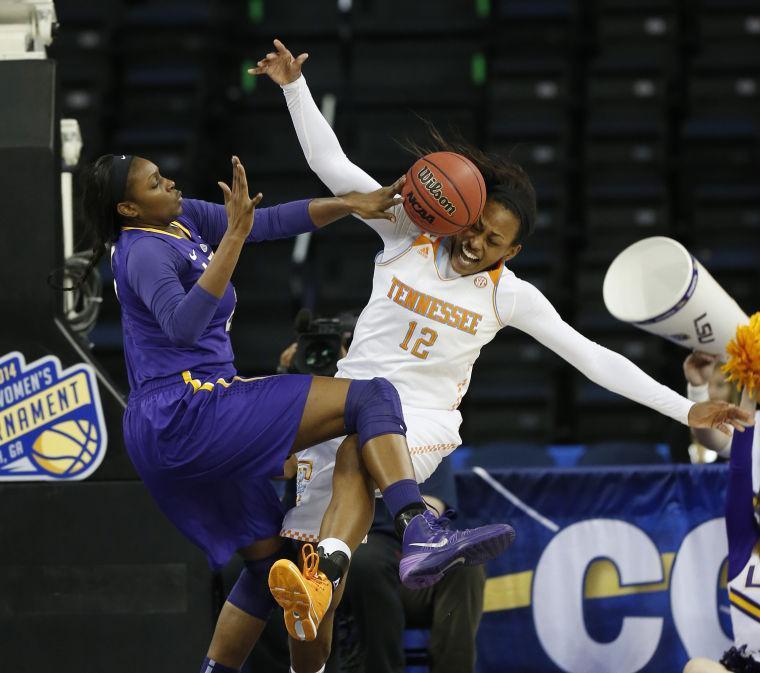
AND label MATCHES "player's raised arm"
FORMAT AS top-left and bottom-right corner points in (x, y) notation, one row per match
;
(250, 39), (415, 246)
(249, 39), (375, 194)
(197, 155), (262, 298)
(504, 278), (753, 433)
